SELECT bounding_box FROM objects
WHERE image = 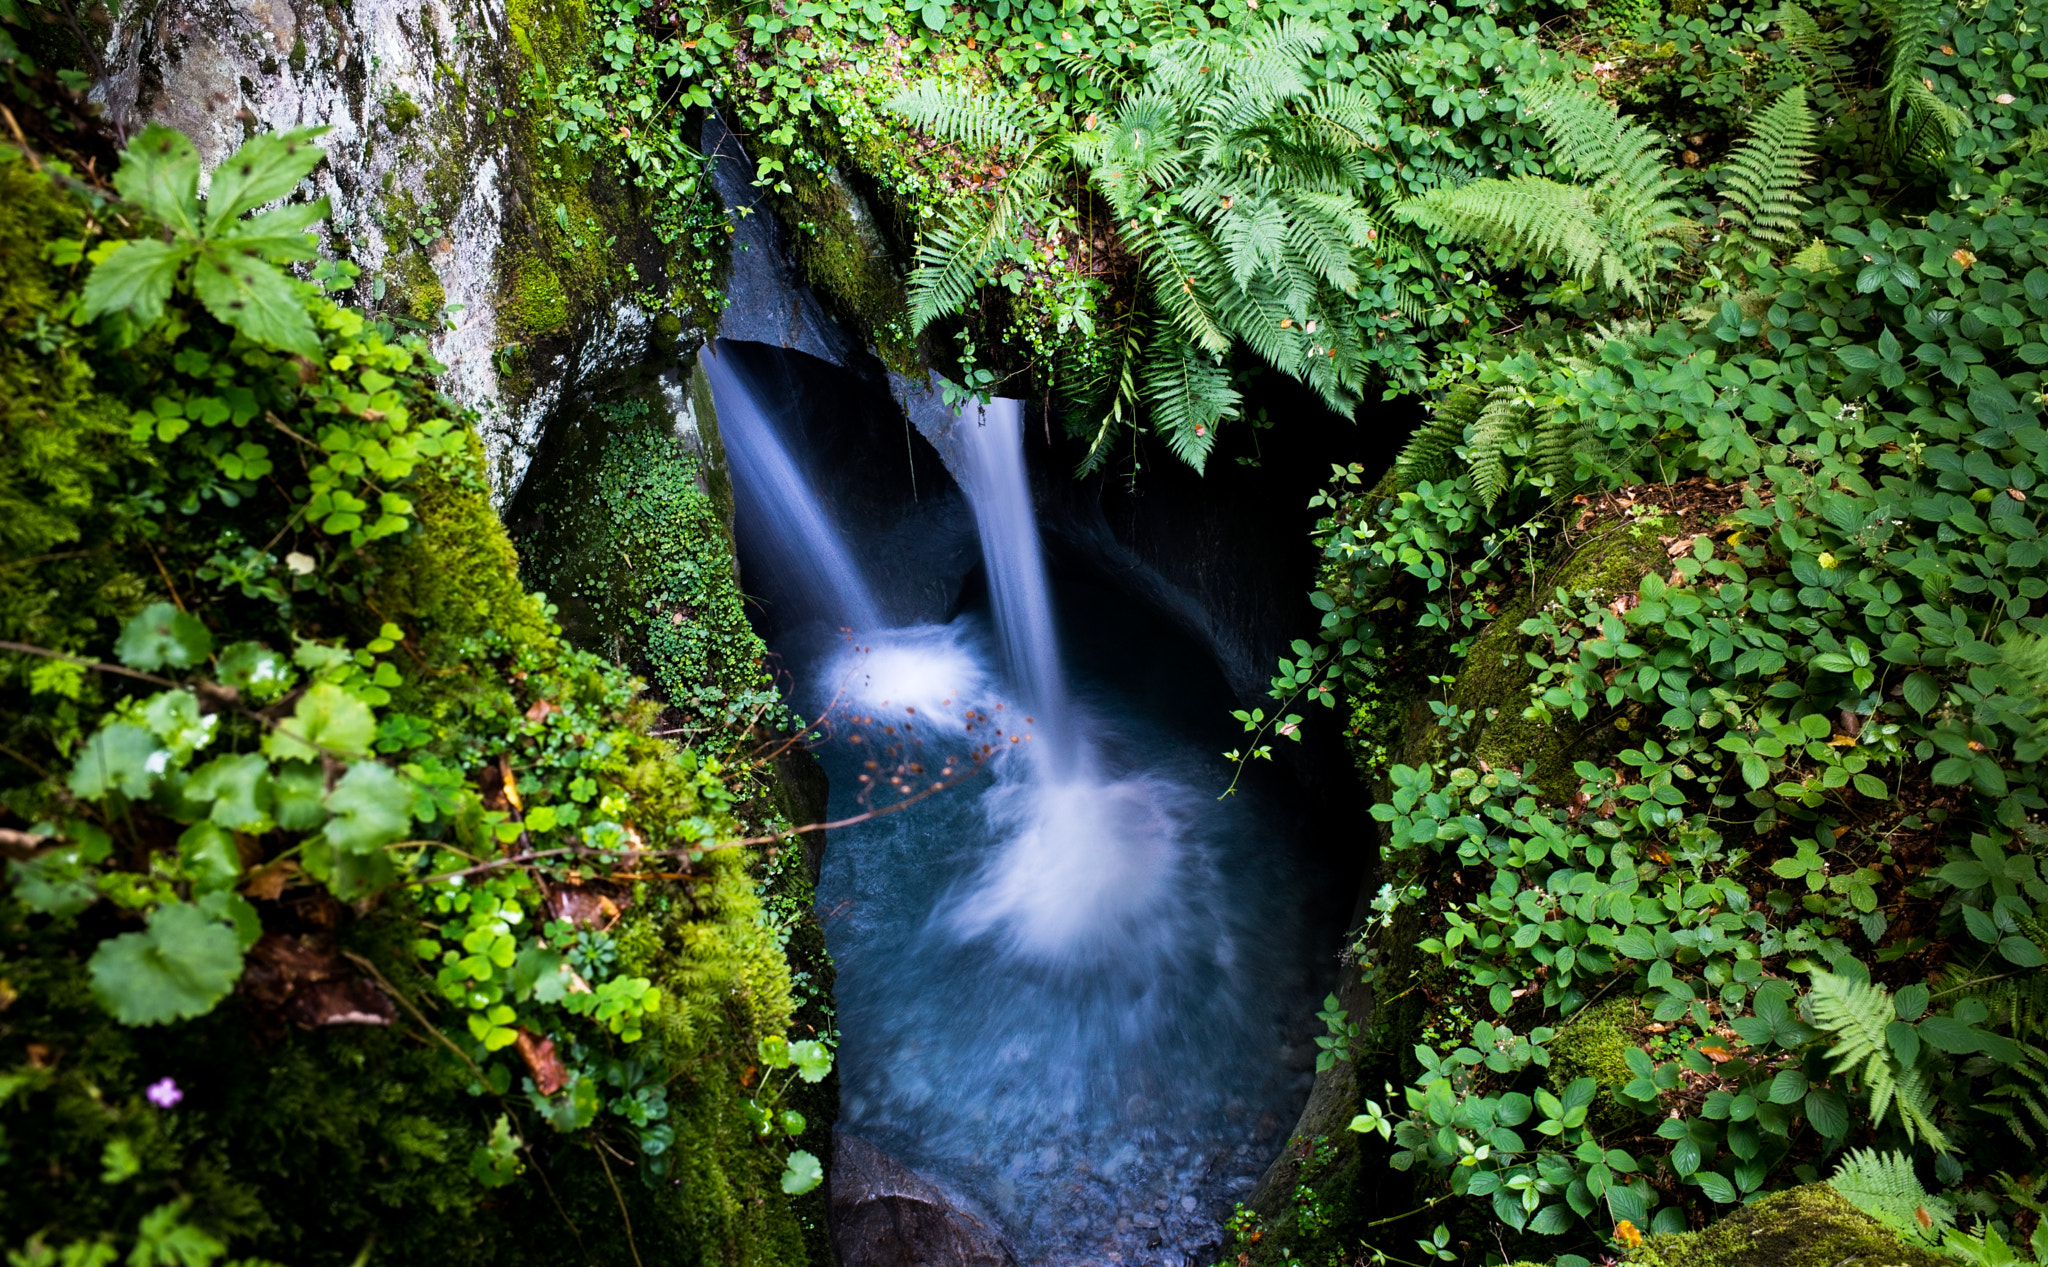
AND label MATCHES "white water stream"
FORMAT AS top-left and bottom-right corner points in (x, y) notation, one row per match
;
(709, 345), (1319, 1264)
